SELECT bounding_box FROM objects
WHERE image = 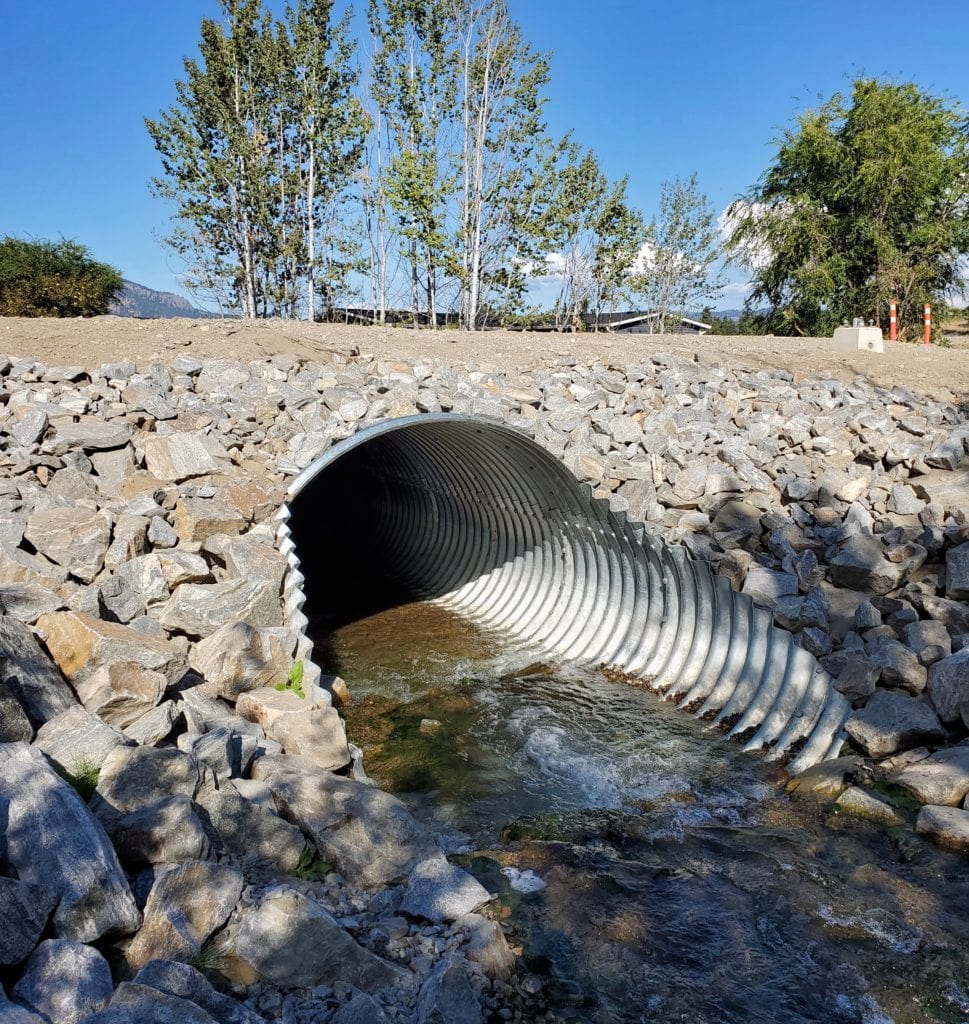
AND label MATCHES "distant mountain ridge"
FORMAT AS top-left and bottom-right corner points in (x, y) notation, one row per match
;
(110, 280), (217, 319)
